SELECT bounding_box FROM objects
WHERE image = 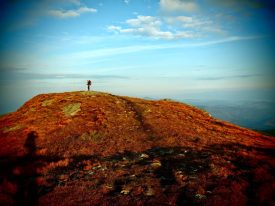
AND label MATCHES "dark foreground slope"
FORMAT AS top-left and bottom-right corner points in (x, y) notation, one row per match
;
(0, 91), (274, 206)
